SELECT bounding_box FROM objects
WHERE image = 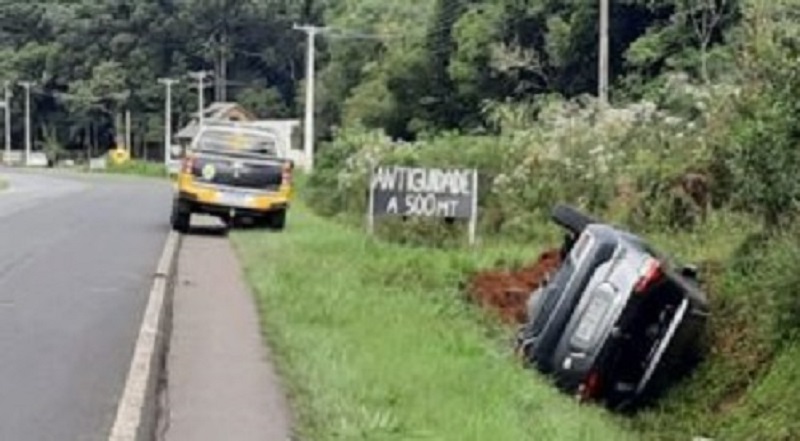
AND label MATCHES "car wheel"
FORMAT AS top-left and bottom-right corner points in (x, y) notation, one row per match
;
(551, 204), (596, 234)
(267, 209), (286, 231)
(170, 200), (191, 233)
